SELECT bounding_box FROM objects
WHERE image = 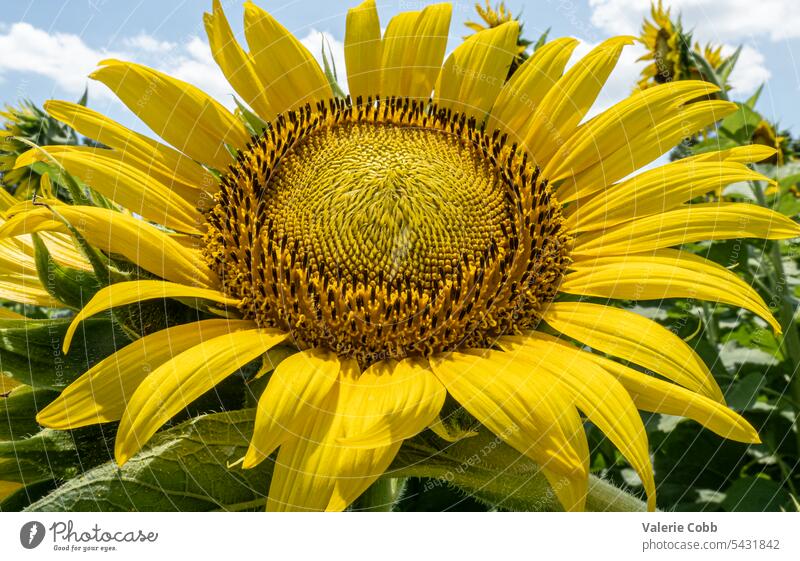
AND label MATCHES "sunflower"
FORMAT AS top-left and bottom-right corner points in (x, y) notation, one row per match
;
(465, 1), (531, 76)
(636, 0), (692, 89)
(1, 0), (795, 512)
(751, 120), (788, 166)
(698, 42), (724, 70)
